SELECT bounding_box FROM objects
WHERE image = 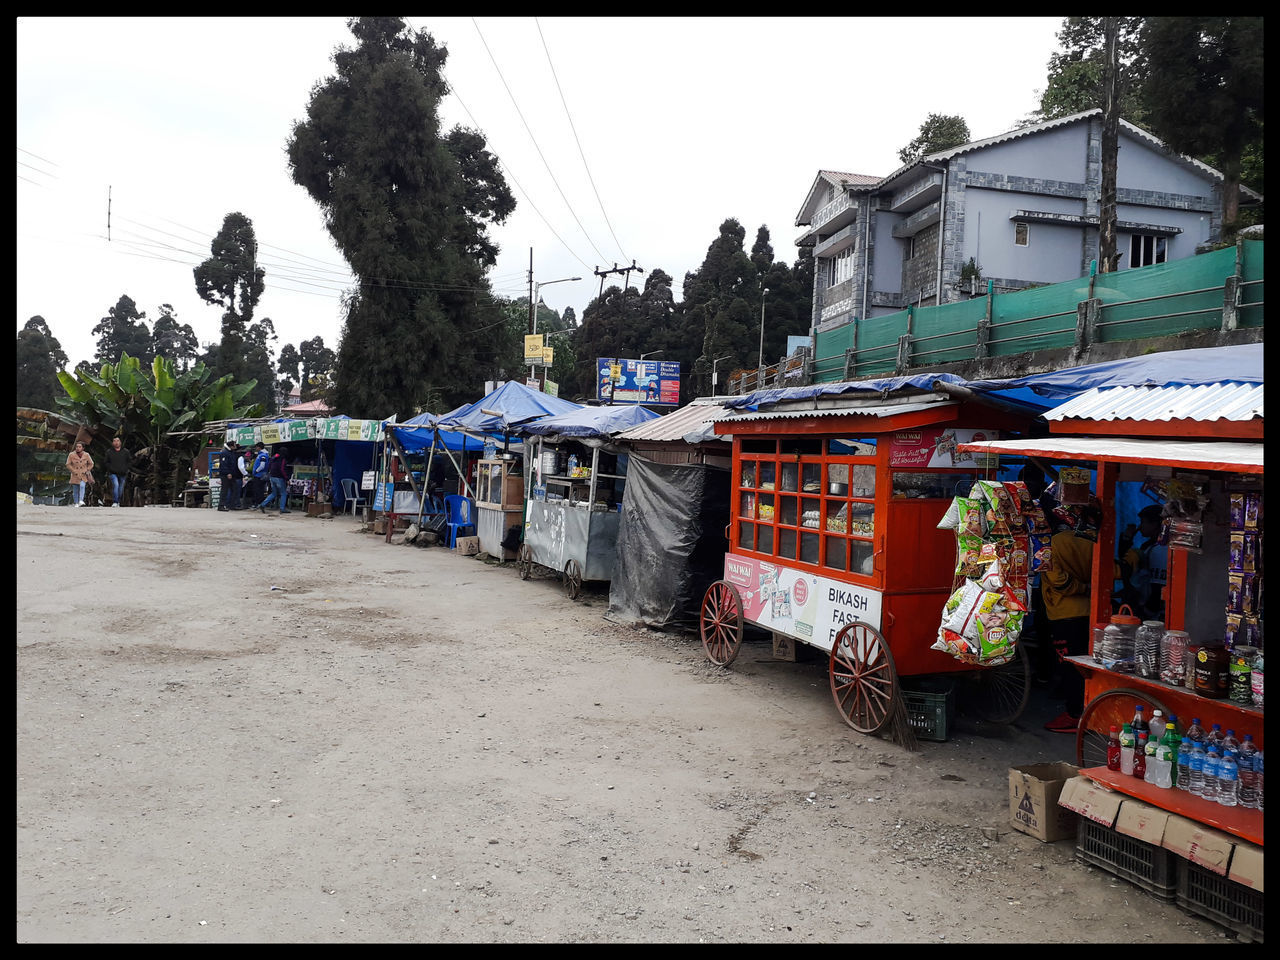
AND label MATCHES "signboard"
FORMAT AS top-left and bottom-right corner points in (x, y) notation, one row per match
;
(226, 419), (314, 447)
(542, 346), (554, 366)
(888, 426), (999, 469)
(543, 378), (559, 398)
(596, 358), (681, 405)
(721, 553), (882, 652)
(372, 482), (394, 512)
(524, 334), (545, 363)
(361, 470), (376, 491)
